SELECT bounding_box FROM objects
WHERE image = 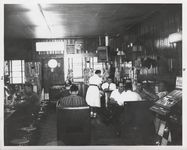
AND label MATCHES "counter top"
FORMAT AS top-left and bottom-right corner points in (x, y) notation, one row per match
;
(4, 109), (16, 121)
(136, 88), (159, 102)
